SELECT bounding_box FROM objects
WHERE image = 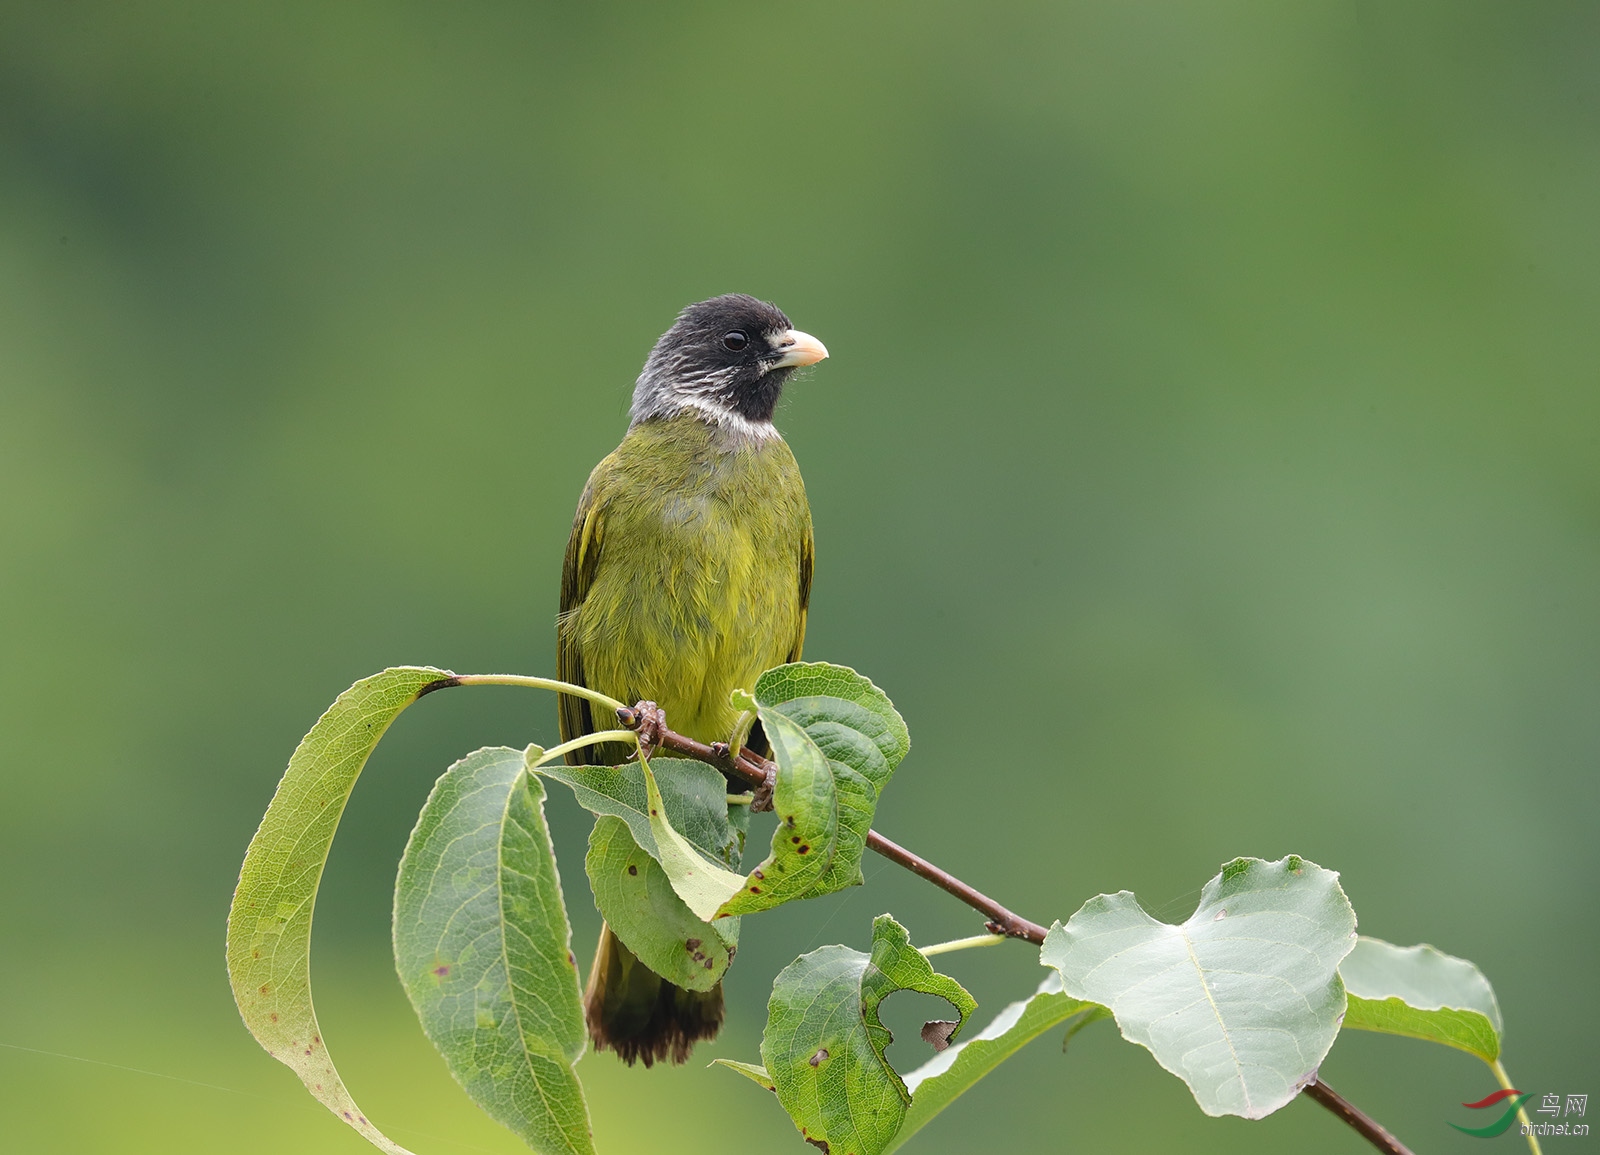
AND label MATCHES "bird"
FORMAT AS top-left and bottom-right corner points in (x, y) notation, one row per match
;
(556, 294), (826, 1066)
